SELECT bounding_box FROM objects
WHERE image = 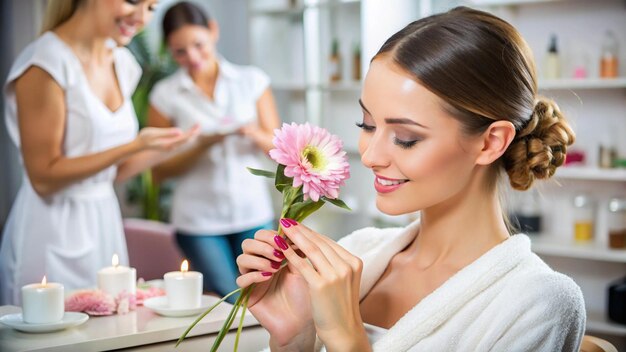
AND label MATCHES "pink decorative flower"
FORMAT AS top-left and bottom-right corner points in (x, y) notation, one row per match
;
(65, 289), (116, 316)
(115, 291), (137, 315)
(269, 123), (350, 201)
(135, 286), (166, 306)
